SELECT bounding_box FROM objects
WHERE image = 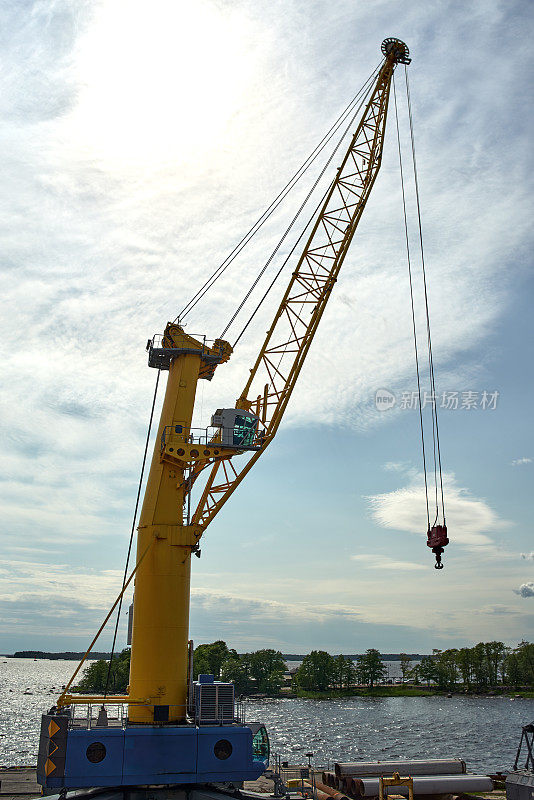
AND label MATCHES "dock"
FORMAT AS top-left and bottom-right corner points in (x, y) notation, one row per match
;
(0, 766), (506, 800)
